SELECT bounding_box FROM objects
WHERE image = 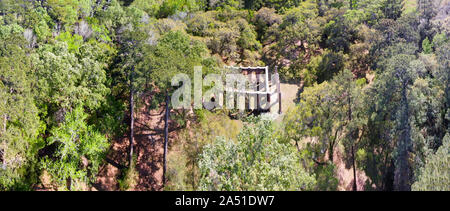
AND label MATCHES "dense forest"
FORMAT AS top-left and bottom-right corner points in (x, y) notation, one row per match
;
(0, 0), (448, 191)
